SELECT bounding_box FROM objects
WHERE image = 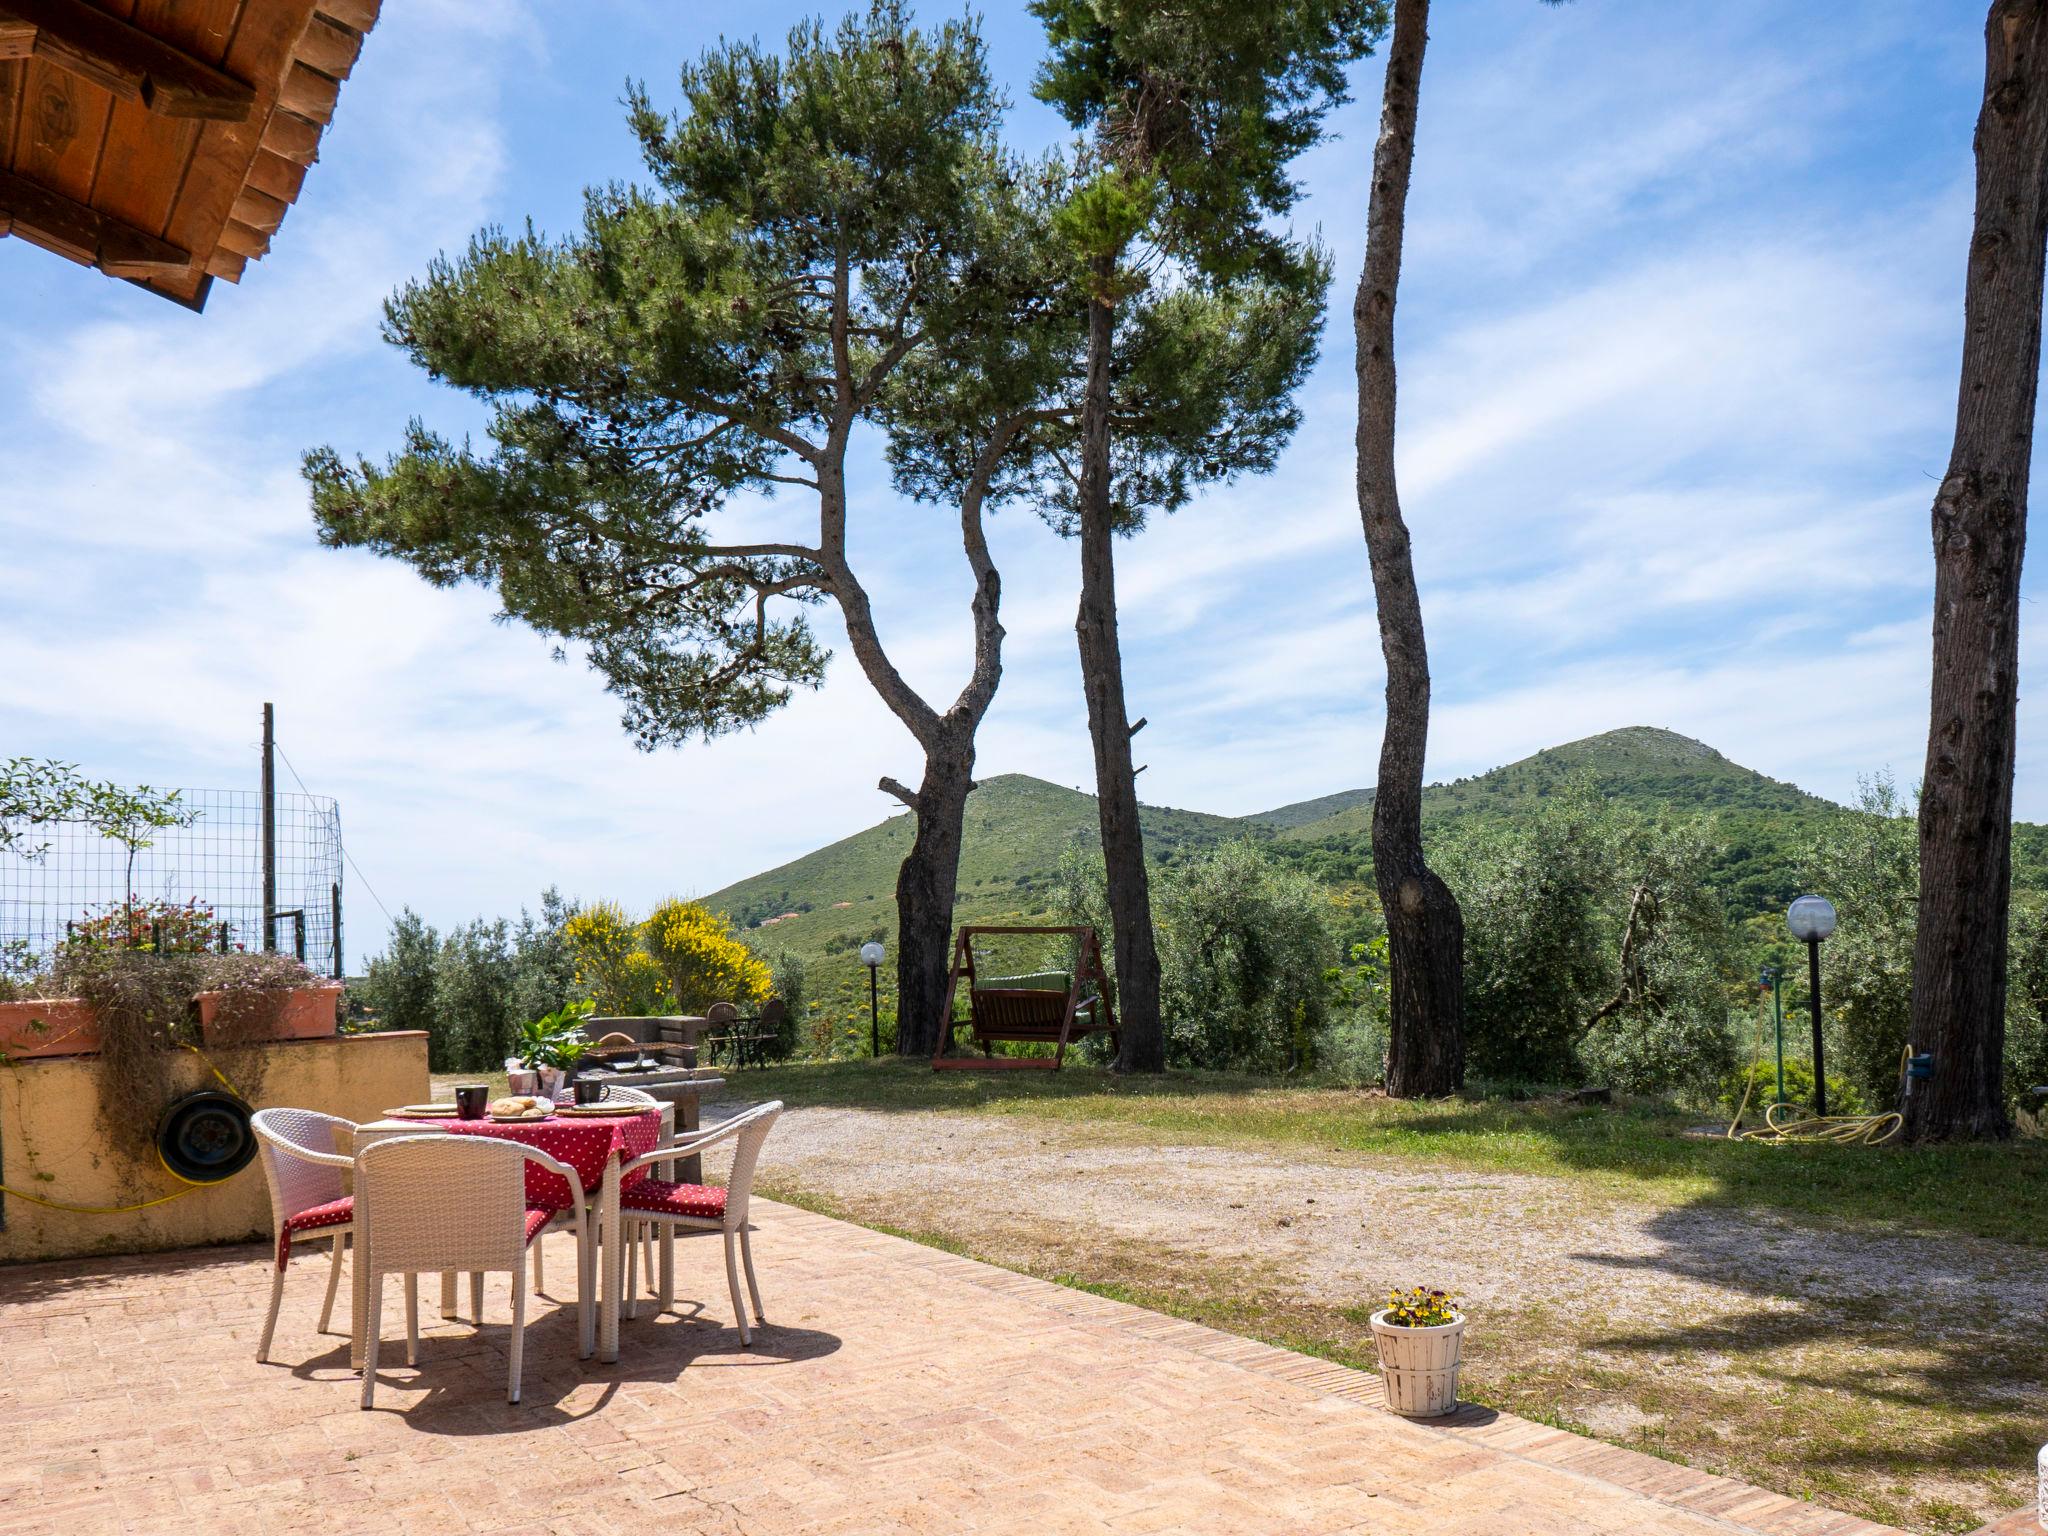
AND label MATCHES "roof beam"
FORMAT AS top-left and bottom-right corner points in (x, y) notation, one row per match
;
(0, 0), (255, 120)
(0, 167), (192, 276)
